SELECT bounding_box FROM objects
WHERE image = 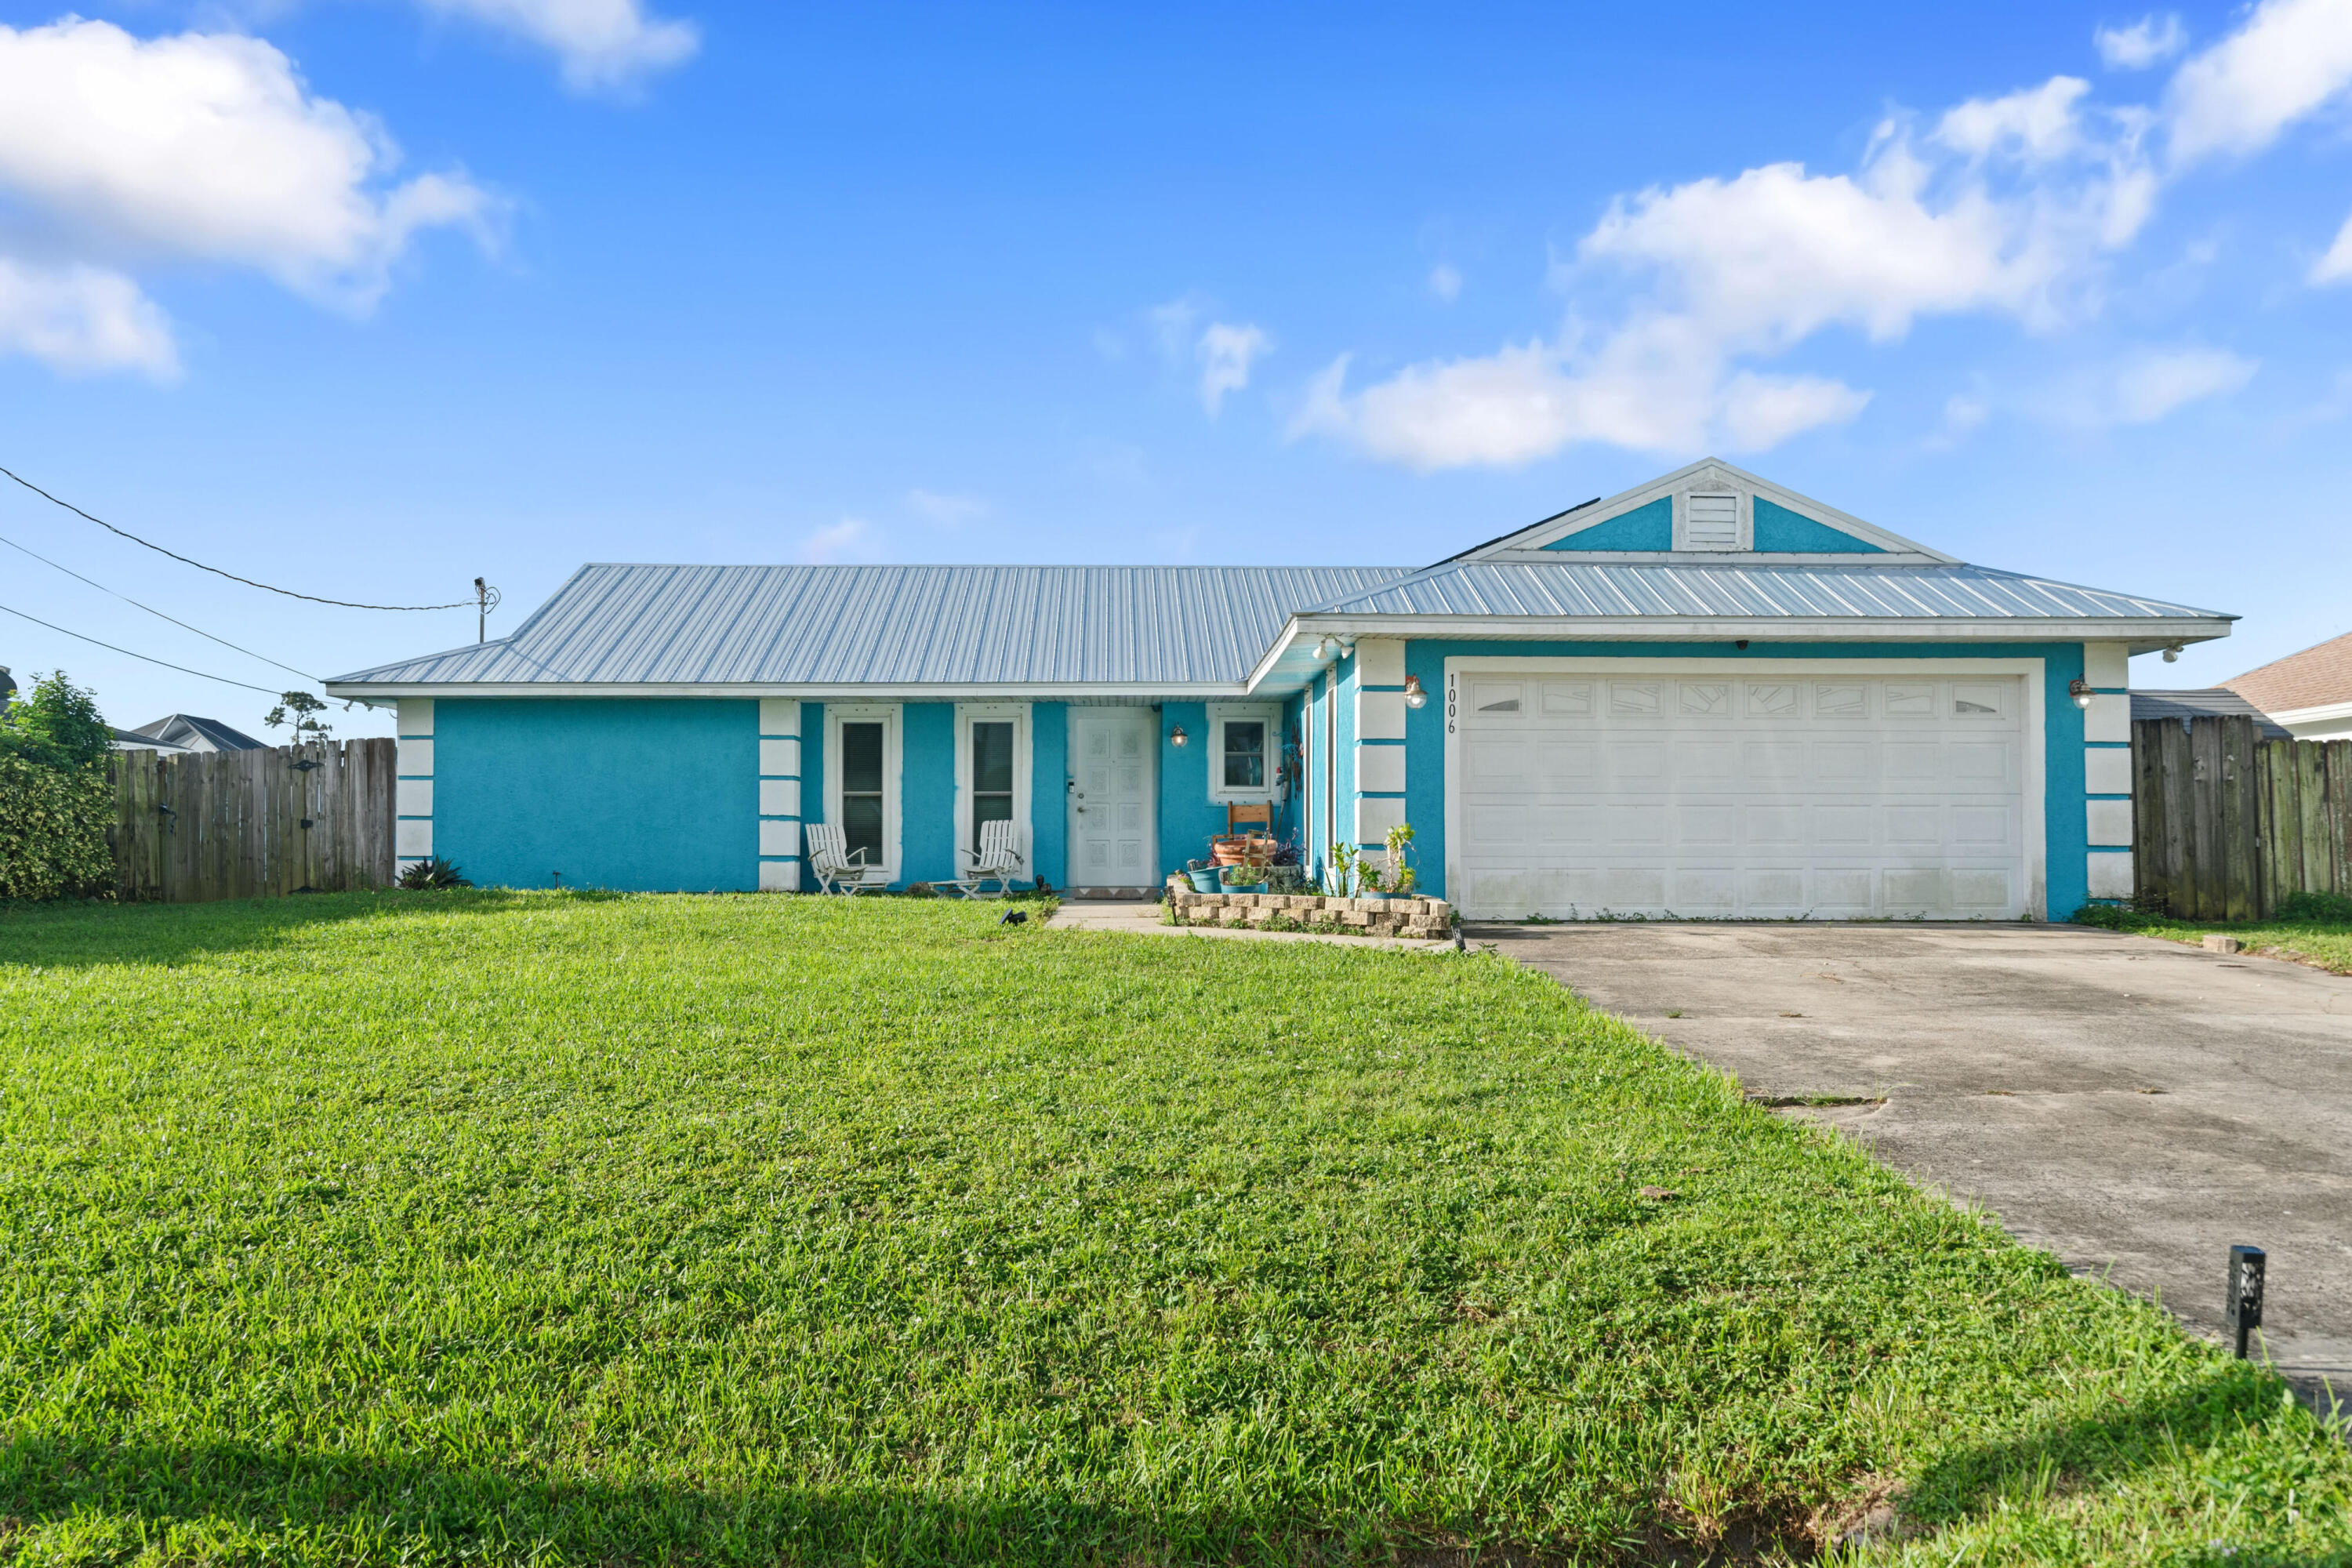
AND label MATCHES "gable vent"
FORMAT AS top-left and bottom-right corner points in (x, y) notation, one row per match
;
(1686, 492), (1739, 550)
